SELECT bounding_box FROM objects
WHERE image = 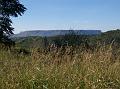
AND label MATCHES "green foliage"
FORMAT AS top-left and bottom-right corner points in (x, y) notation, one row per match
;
(14, 29), (120, 52)
(52, 34), (88, 47)
(0, 0), (26, 46)
(42, 36), (49, 50)
(15, 36), (43, 49)
(89, 29), (120, 48)
(0, 0), (26, 17)
(100, 29), (120, 44)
